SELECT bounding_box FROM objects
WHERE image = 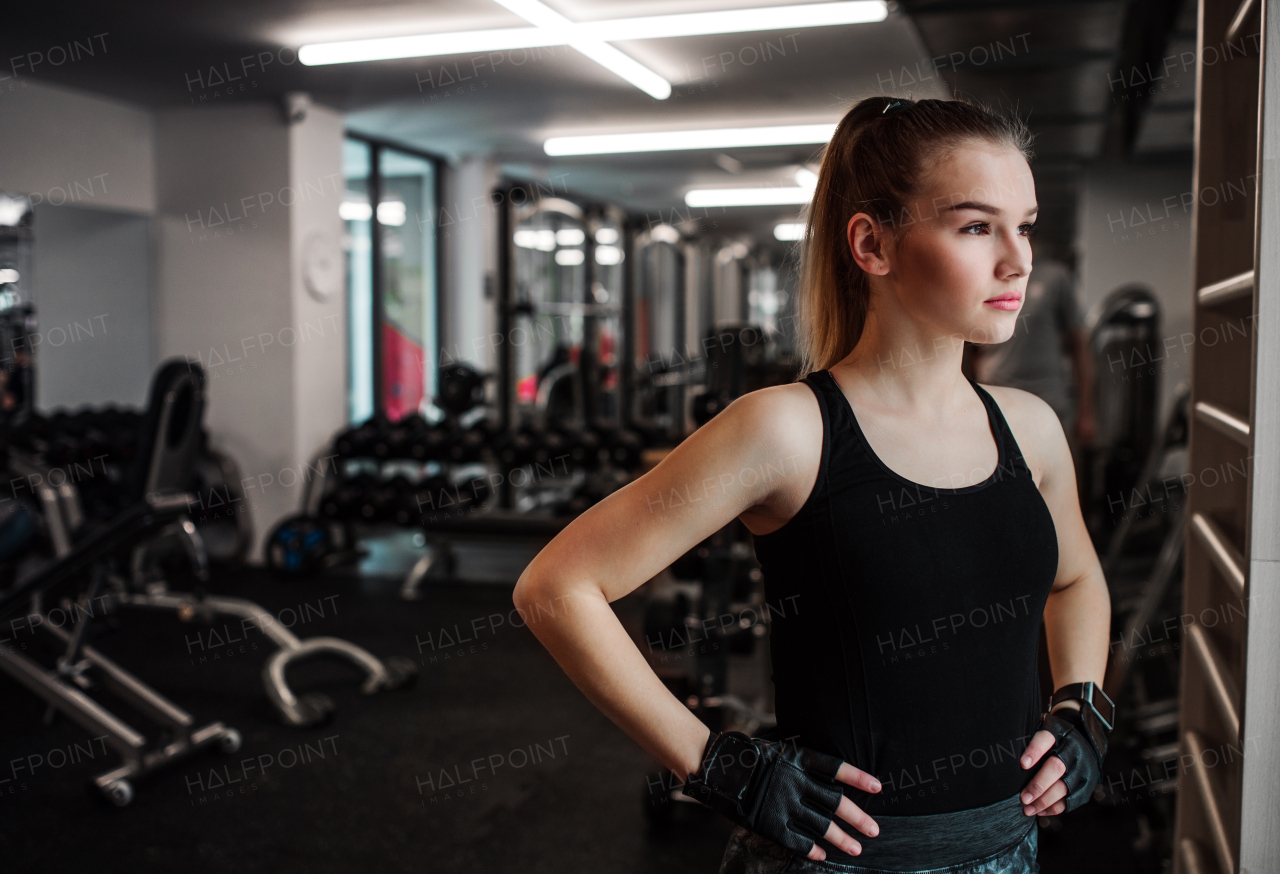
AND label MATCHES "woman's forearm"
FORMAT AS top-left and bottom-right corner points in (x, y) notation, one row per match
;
(513, 579), (712, 780)
(1042, 571), (1110, 704)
